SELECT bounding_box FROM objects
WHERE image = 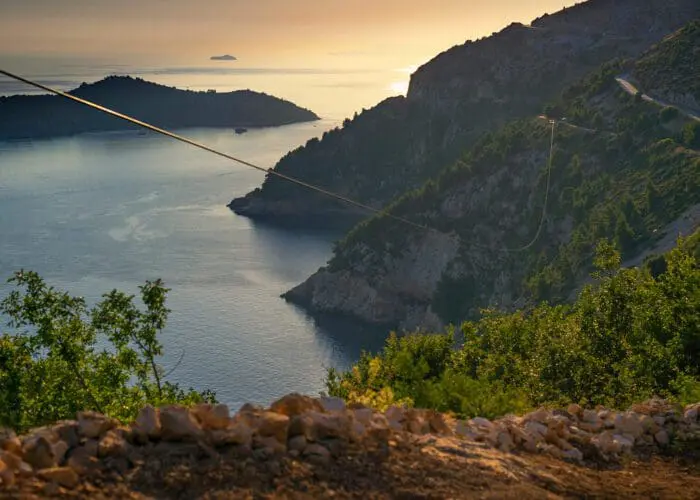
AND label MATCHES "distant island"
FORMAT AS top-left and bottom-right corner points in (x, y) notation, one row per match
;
(211, 55), (237, 61)
(0, 76), (319, 140)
